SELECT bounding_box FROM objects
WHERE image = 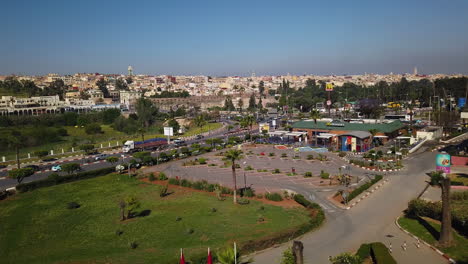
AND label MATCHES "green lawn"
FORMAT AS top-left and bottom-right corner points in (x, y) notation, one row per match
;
(398, 216), (468, 263)
(0, 122), (223, 161)
(0, 174), (310, 264)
